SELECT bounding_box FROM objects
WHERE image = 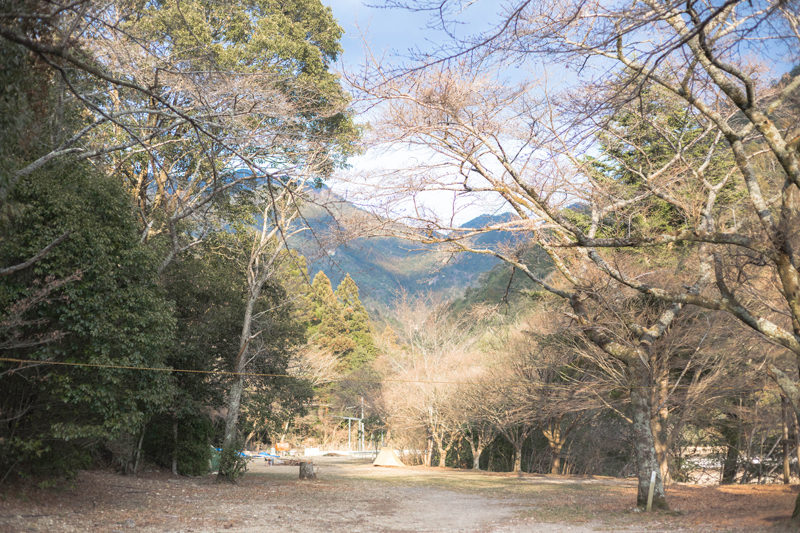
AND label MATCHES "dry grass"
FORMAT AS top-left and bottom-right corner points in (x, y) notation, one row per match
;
(1, 458), (797, 532)
(329, 462), (799, 531)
